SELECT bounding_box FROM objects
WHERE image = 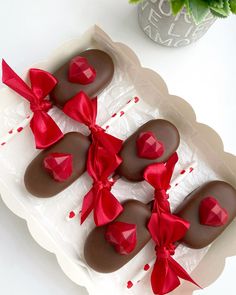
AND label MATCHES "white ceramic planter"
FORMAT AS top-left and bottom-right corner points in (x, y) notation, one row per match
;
(138, 0), (216, 47)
